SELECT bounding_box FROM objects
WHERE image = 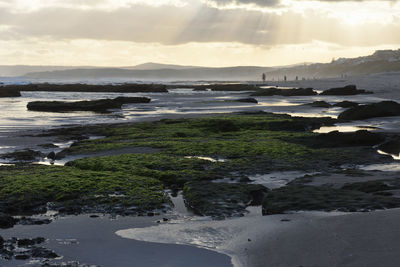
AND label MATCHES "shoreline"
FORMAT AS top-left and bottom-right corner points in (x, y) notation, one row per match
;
(116, 208), (400, 267)
(0, 213), (233, 267)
